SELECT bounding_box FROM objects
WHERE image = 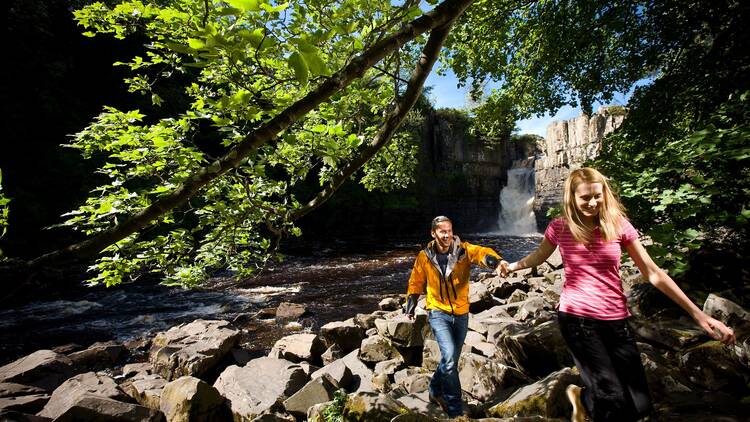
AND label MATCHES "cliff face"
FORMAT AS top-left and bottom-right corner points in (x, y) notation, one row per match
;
(419, 112), (536, 233)
(533, 107), (625, 227)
